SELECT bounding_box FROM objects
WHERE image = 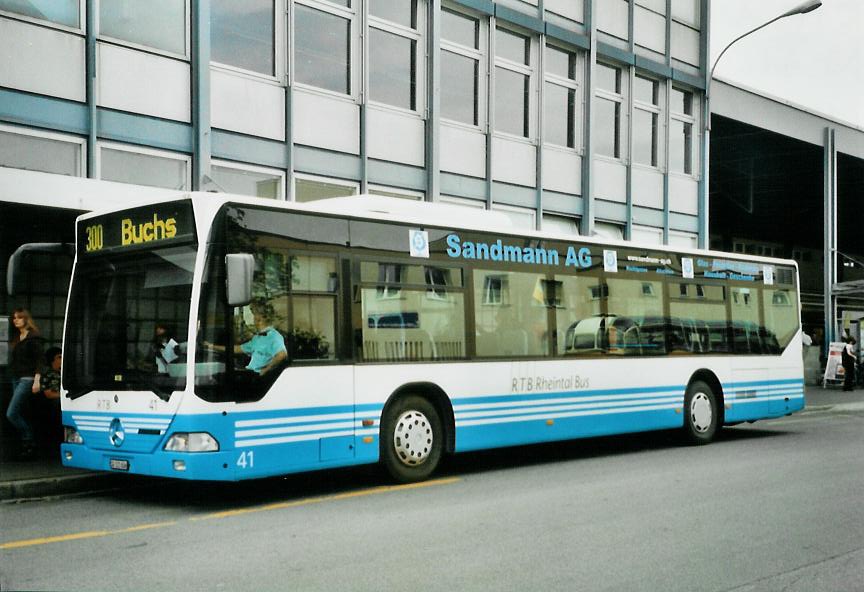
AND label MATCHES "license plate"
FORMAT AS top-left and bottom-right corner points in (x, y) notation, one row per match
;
(109, 459), (129, 471)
